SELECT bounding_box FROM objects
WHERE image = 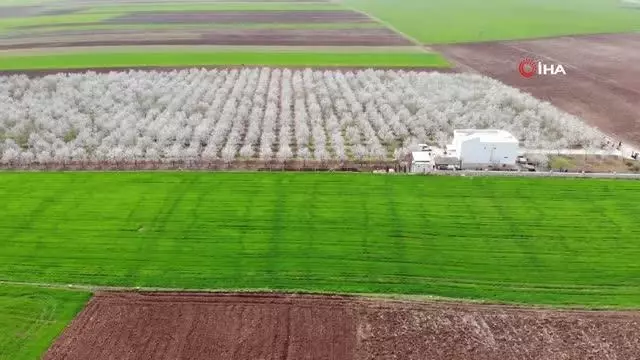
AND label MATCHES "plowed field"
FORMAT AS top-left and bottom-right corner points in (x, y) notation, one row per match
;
(107, 10), (373, 24)
(45, 292), (640, 360)
(436, 33), (640, 146)
(0, 28), (411, 49)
